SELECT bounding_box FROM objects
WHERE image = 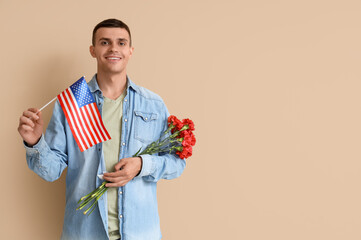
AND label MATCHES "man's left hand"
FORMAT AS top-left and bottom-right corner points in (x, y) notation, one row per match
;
(103, 157), (142, 187)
